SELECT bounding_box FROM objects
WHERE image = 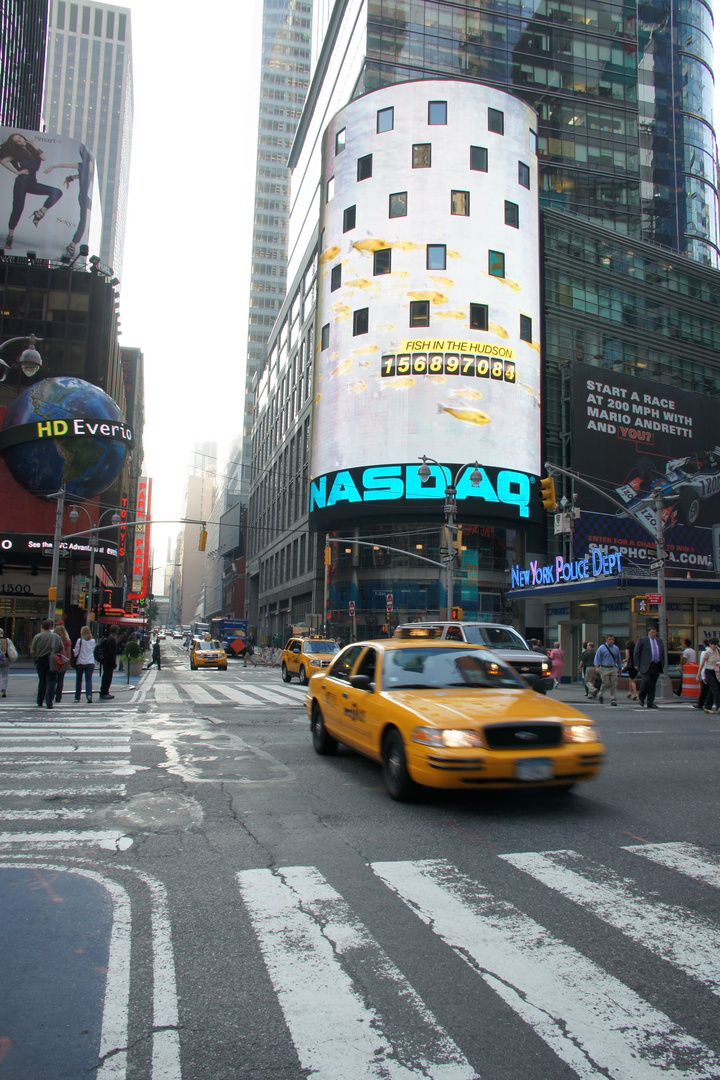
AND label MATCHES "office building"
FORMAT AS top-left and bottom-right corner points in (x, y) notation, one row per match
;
(240, 0), (312, 498)
(0, 0), (48, 130)
(42, 0), (133, 278)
